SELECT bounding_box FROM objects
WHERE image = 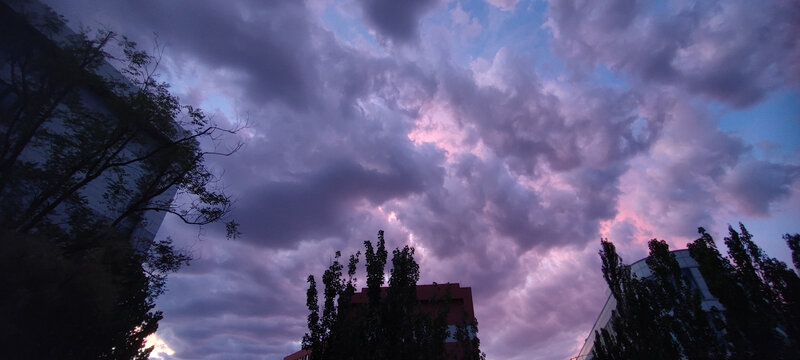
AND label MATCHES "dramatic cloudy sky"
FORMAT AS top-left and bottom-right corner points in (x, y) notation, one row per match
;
(43, 0), (799, 359)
